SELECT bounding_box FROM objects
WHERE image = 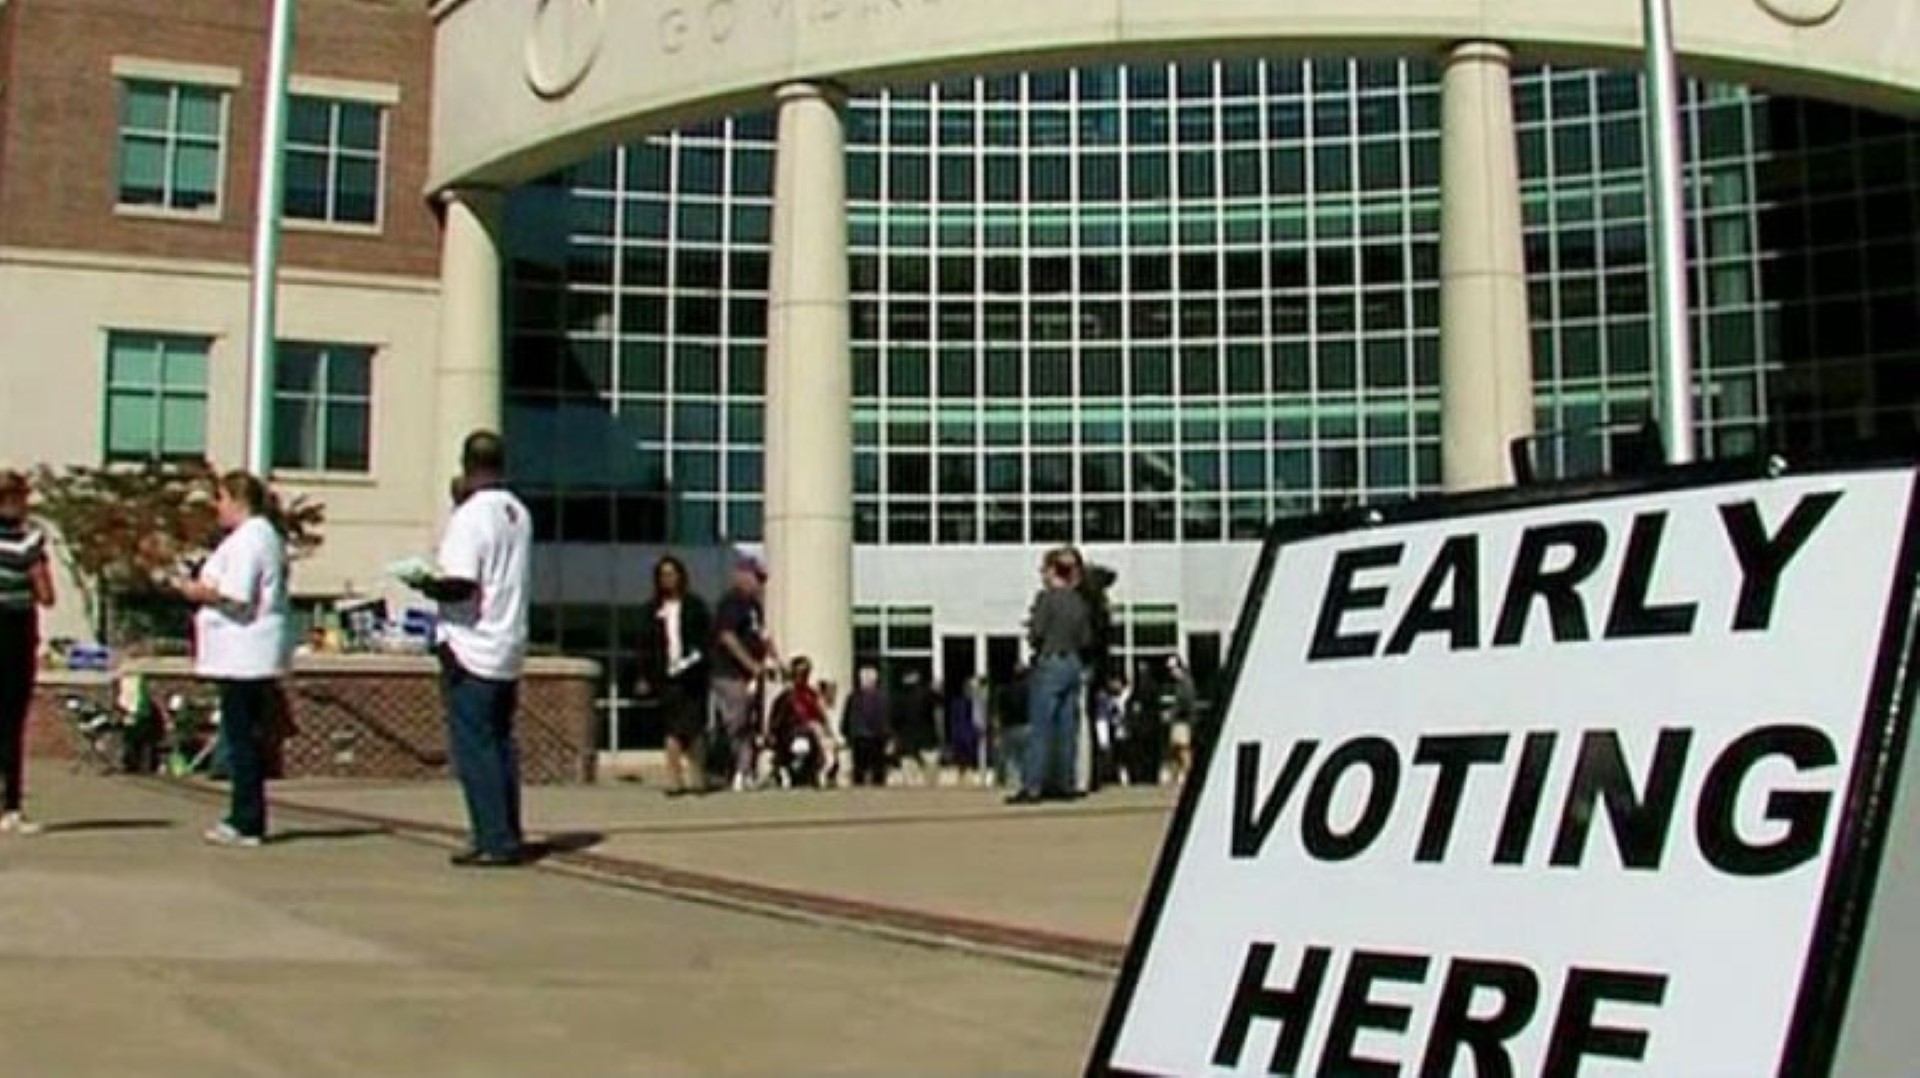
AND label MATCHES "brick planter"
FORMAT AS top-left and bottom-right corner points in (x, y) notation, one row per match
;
(27, 655), (601, 784)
